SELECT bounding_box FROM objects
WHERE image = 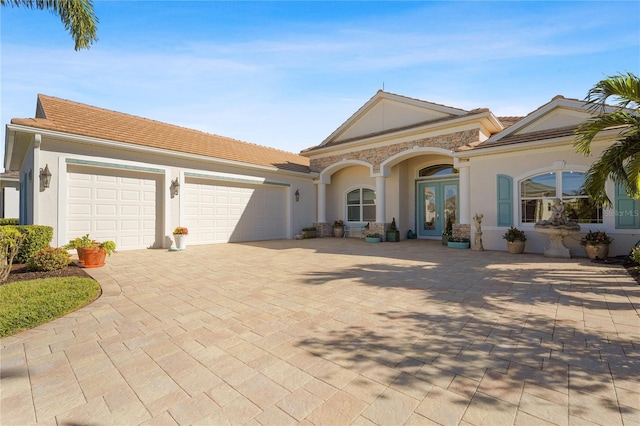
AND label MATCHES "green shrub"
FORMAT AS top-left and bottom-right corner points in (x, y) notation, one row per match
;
(28, 247), (71, 272)
(14, 225), (53, 264)
(630, 245), (640, 265)
(0, 226), (26, 282)
(0, 218), (19, 226)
